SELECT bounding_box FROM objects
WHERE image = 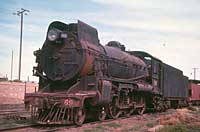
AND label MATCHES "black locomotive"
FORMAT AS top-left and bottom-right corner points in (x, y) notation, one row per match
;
(25, 20), (188, 125)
